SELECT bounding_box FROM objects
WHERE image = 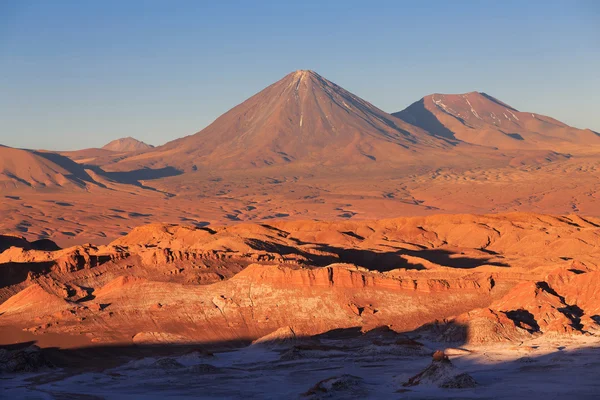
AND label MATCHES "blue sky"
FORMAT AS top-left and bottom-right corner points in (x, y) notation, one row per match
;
(1, 0), (598, 150)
